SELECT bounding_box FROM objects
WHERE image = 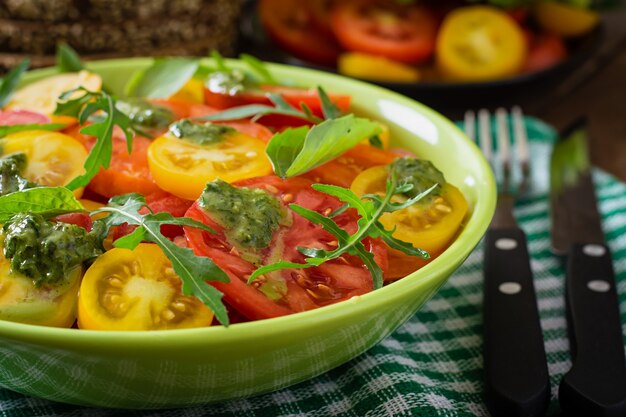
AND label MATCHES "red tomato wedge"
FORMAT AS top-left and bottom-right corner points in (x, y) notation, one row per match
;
(184, 176), (387, 321)
(330, 1), (437, 64)
(259, 0), (342, 66)
(523, 32), (567, 73)
(54, 213), (93, 232)
(0, 109), (50, 125)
